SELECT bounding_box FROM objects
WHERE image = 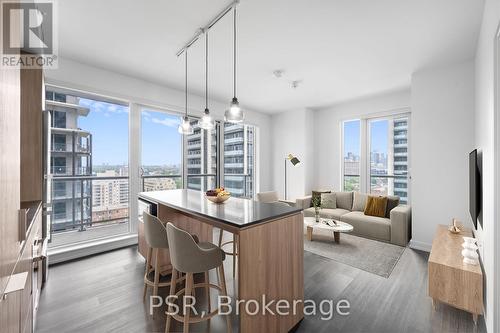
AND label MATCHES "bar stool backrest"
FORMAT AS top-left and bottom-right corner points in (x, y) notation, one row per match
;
(143, 211), (169, 249)
(166, 222), (203, 273)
